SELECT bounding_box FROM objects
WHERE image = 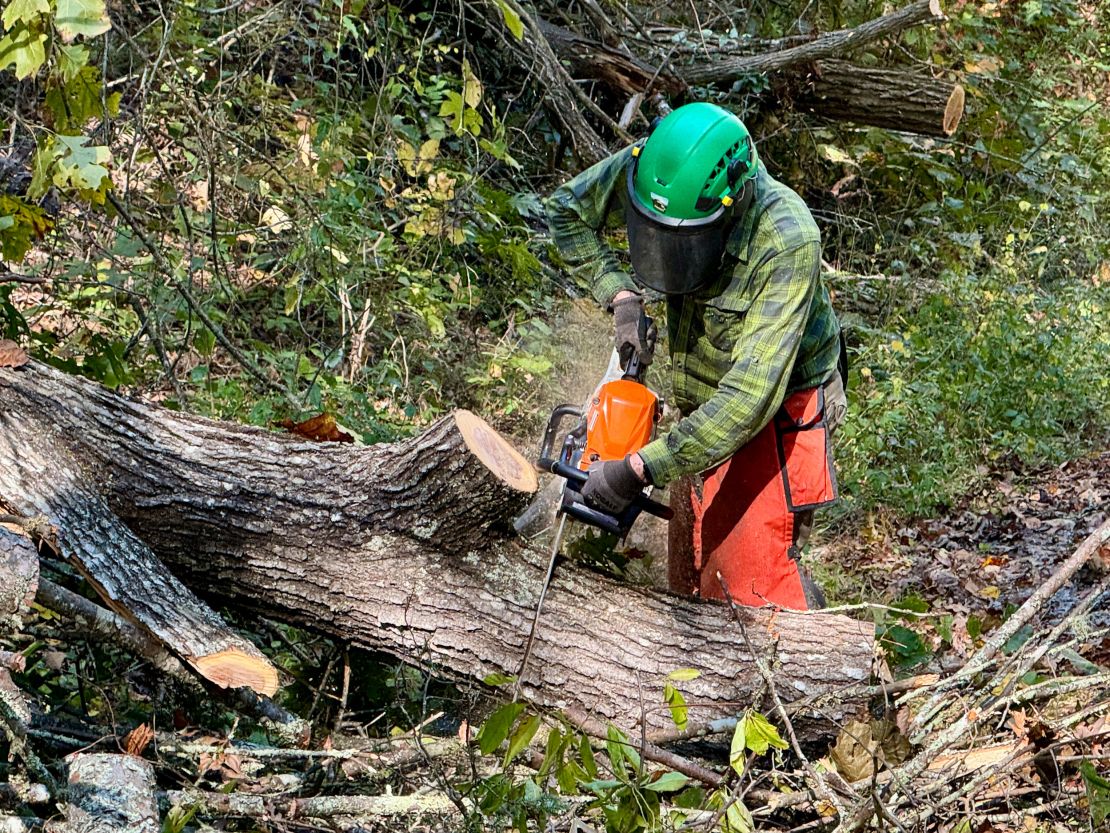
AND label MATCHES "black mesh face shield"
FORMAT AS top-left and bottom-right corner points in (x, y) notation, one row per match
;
(625, 164), (751, 296)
